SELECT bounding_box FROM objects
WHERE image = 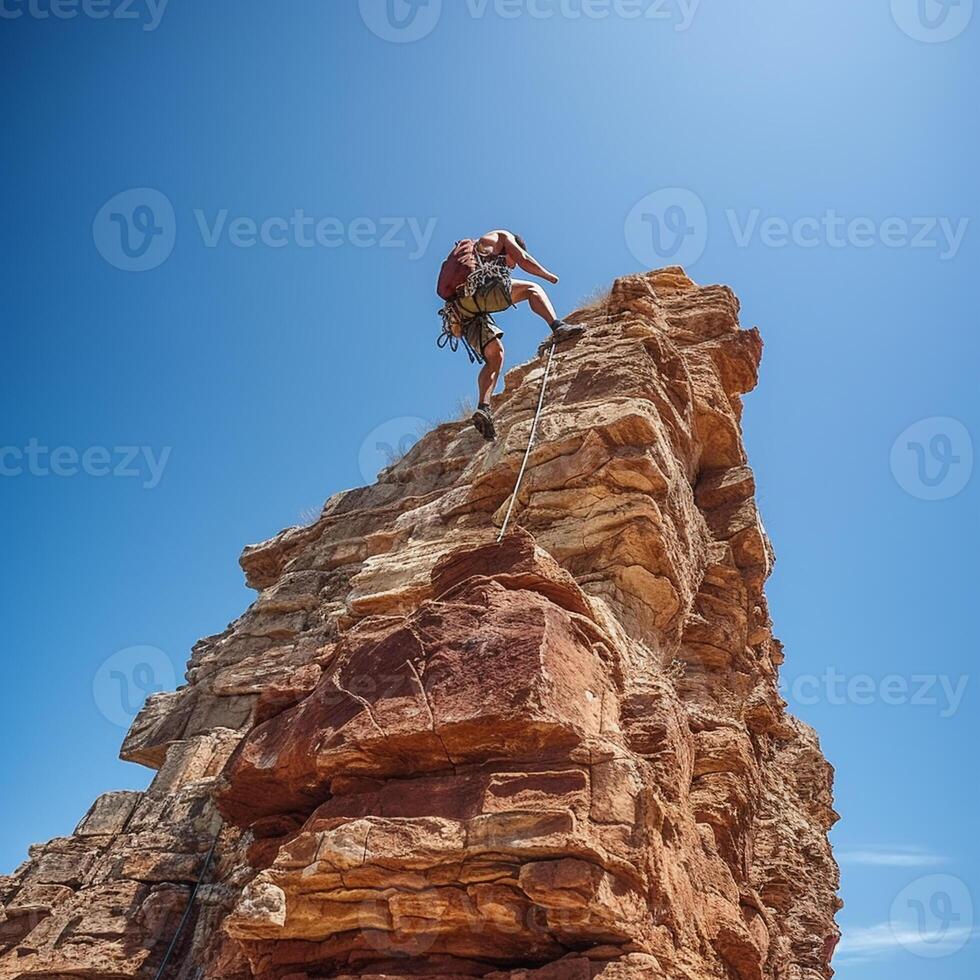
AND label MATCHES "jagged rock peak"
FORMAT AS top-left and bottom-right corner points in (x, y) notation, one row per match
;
(0, 268), (840, 980)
